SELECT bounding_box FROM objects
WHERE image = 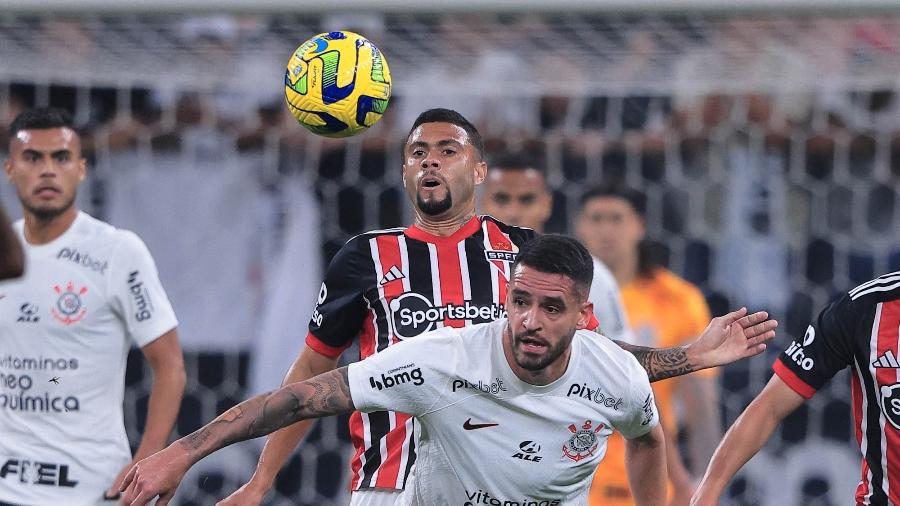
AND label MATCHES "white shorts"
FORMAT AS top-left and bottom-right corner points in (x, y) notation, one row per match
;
(349, 488), (409, 506)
